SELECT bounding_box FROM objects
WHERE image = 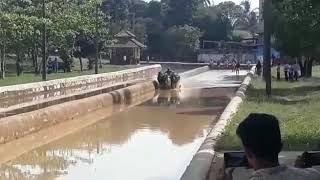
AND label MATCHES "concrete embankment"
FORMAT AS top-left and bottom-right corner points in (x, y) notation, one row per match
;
(0, 80), (157, 145)
(0, 65), (161, 99)
(180, 67), (255, 180)
(0, 81), (137, 118)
